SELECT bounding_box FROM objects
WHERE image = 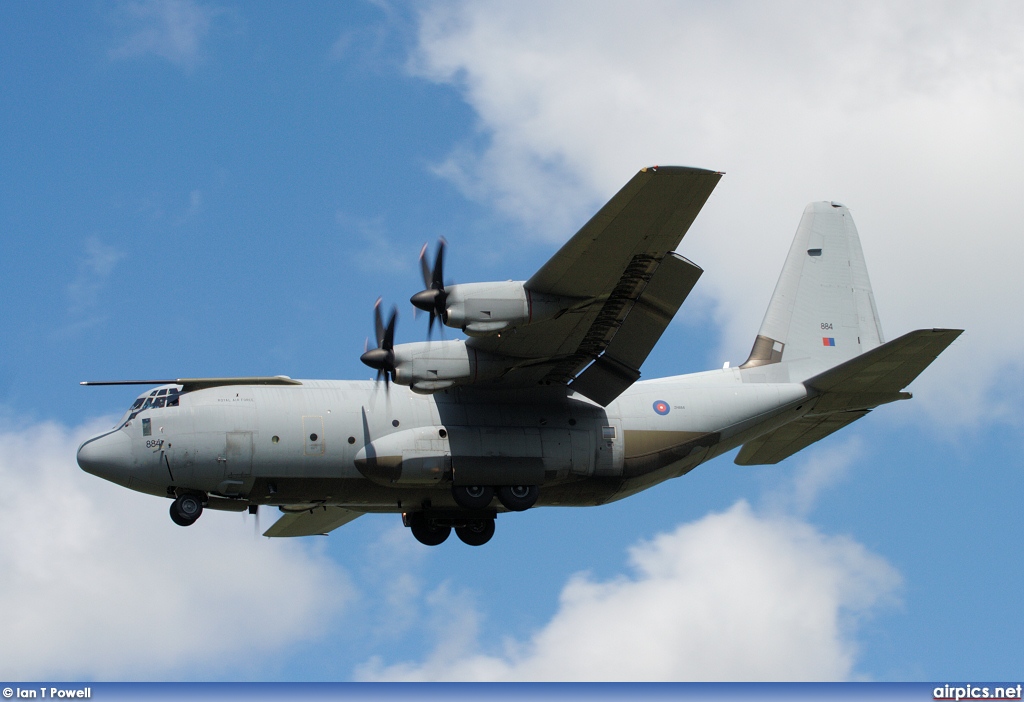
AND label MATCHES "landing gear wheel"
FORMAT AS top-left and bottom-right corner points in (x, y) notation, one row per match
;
(452, 484), (494, 510)
(497, 484), (539, 511)
(170, 493), (204, 526)
(409, 513), (451, 546)
(169, 503), (191, 526)
(455, 518), (495, 546)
